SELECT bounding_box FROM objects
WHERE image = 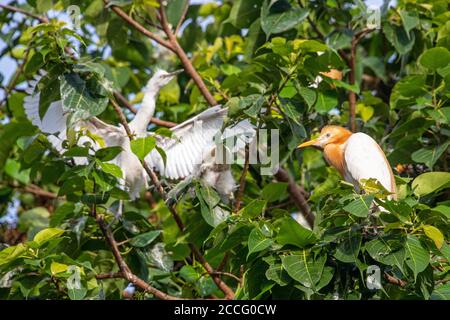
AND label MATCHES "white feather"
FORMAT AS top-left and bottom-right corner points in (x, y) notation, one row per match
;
(344, 132), (395, 197)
